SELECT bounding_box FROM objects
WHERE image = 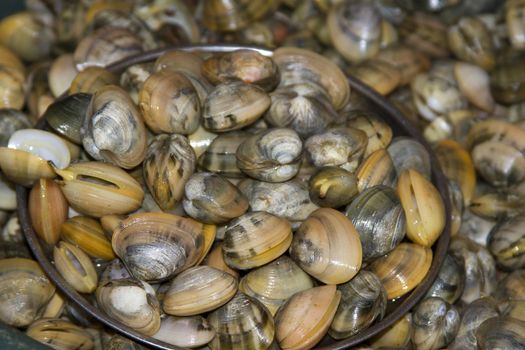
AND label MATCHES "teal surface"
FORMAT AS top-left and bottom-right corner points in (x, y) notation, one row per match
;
(0, 1), (25, 19)
(0, 322), (51, 350)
